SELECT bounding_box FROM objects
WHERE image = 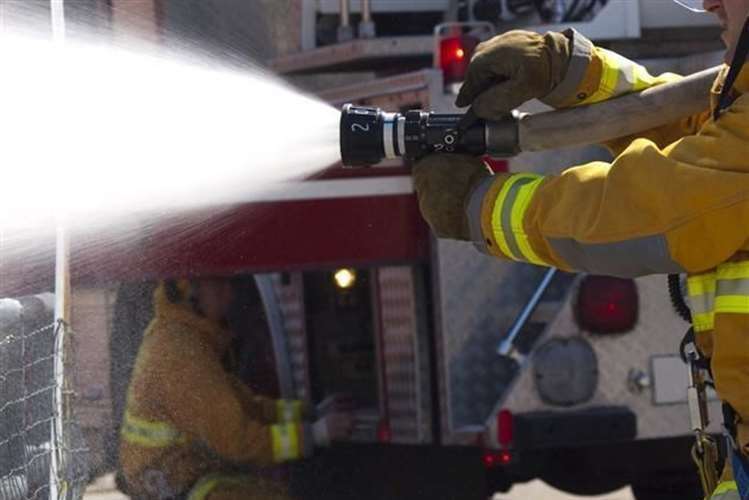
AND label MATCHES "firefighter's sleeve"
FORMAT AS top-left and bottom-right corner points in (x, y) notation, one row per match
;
(467, 96), (749, 437)
(541, 30), (711, 155)
(162, 344), (312, 466)
(466, 93), (749, 277)
(230, 377), (306, 424)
